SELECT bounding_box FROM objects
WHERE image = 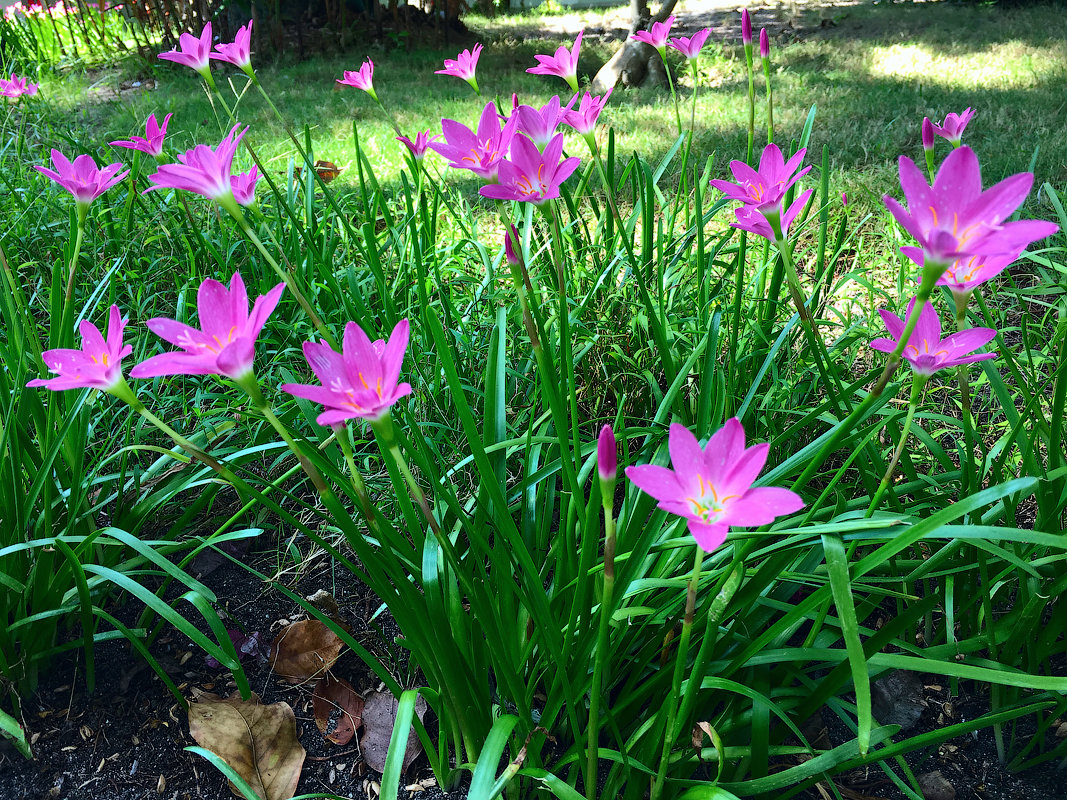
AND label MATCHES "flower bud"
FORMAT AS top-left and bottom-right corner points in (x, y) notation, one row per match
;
(759, 28), (769, 58)
(922, 117), (935, 151)
(505, 224), (522, 266)
(597, 424), (617, 485)
(741, 9), (752, 45)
